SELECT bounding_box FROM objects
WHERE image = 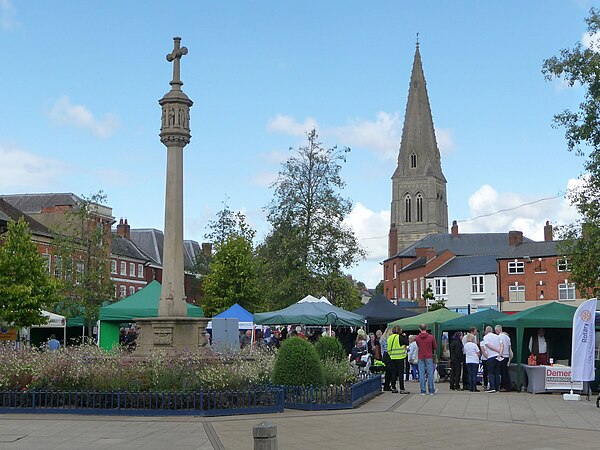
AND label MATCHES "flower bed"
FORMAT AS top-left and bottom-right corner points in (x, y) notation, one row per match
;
(283, 374), (382, 410)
